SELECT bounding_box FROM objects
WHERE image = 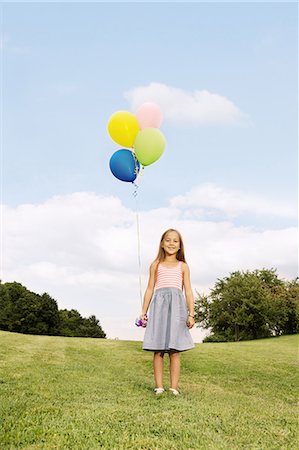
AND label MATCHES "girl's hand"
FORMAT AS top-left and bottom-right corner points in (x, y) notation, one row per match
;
(140, 313), (148, 321)
(187, 316), (195, 329)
